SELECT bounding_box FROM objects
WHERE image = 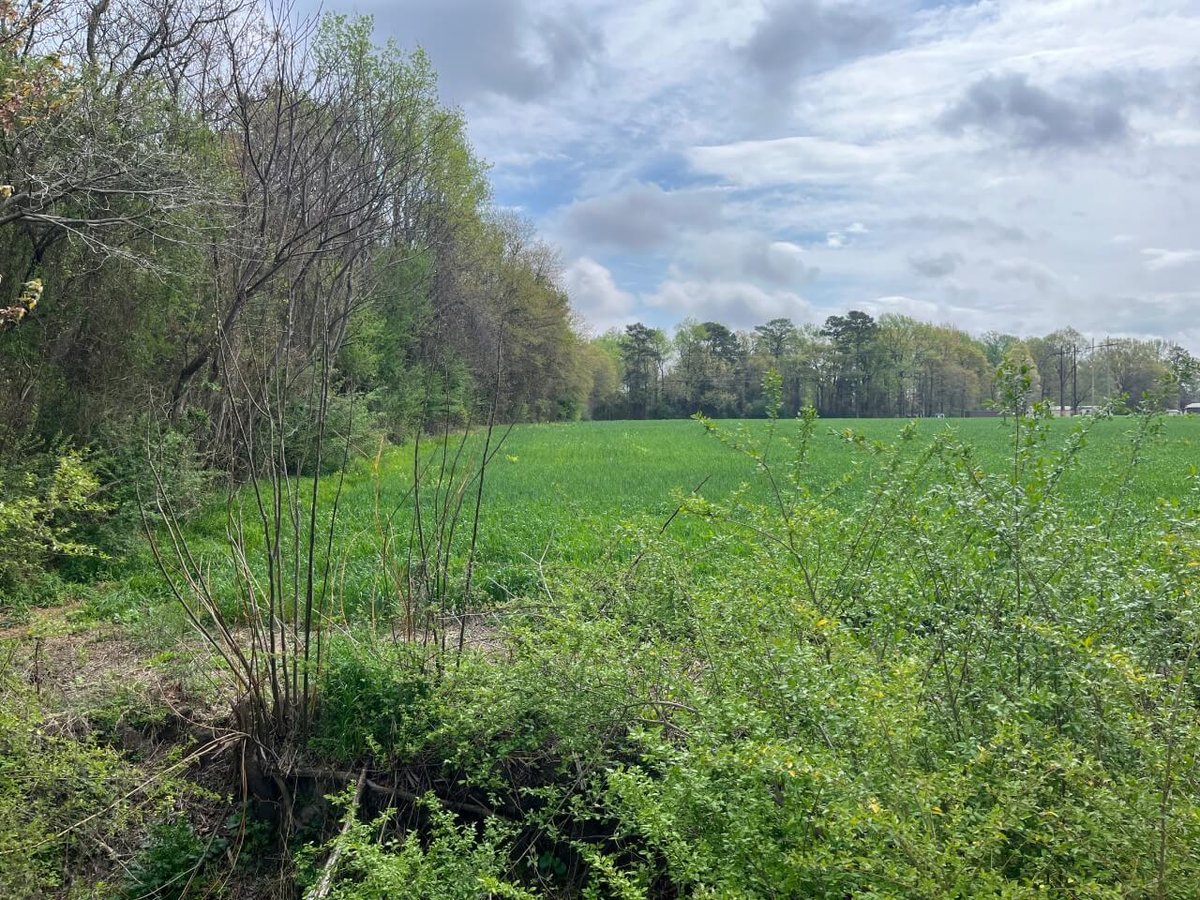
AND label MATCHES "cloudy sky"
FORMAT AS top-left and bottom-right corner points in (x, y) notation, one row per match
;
(338, 0), (1200, 349)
